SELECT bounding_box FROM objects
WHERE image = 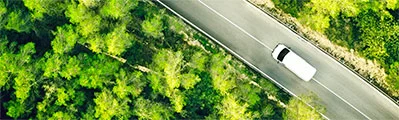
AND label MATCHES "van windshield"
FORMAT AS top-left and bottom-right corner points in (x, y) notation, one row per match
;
(277, 48), (289, 61)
